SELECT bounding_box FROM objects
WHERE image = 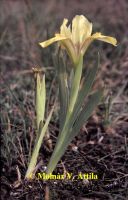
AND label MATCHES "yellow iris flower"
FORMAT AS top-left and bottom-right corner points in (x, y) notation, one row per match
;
(39, 15), (117, 65)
